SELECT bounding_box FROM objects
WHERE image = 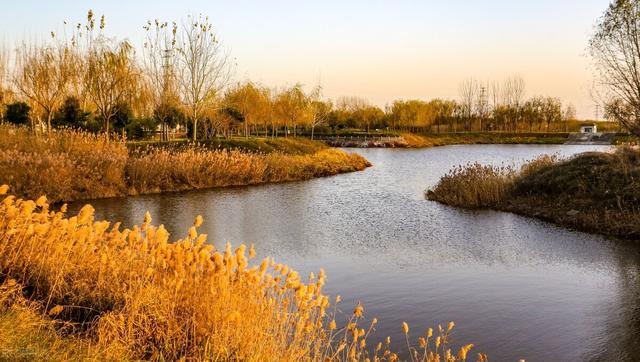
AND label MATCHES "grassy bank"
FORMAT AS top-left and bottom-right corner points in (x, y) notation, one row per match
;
(401, 133), (569, 148)
(0, 126), (370, 203)
(613, 134), (640, 146)
(128, 136), (329, 155)
(426, 147), (640, 240)
(0, 186), (482, 361)
(319, 132), (570, 149)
